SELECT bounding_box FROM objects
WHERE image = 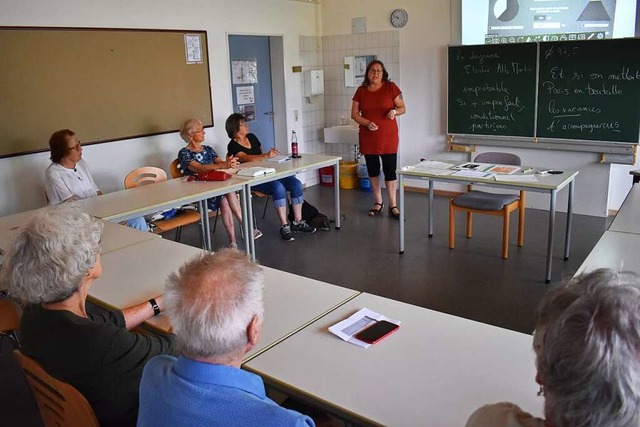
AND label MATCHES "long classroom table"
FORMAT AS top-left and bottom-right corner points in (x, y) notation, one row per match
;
(71, 176), (248, 252)
(244, 292), (543, 427)
(398, 161), (578, 282)
(608, 184), (640, 235)
(0, 209), (158, 255)
(89, 237), (359, 361)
